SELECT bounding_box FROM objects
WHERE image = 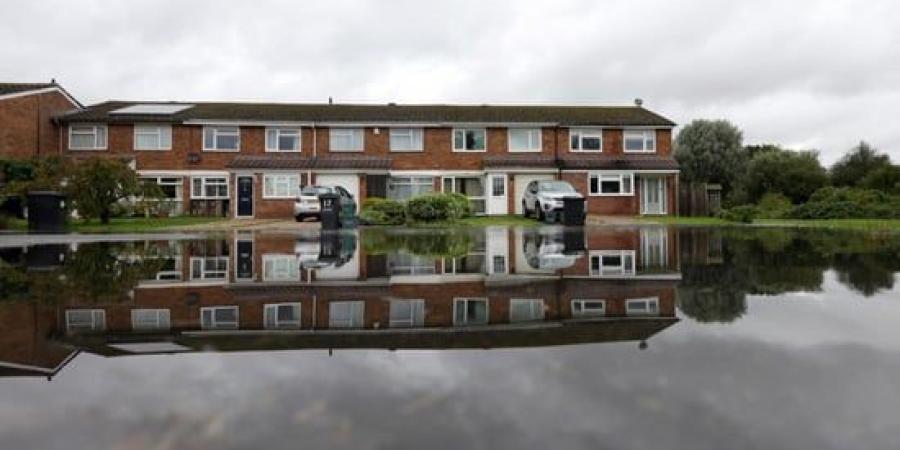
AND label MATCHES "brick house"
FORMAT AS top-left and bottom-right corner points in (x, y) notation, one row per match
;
(0, 81), (81, 159)
(54, 100), (678, 218)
